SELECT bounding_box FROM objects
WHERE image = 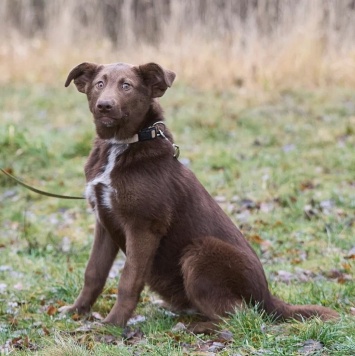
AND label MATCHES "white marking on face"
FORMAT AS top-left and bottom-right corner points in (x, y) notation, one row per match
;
(86, 143), (128, 220)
